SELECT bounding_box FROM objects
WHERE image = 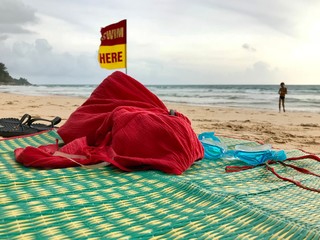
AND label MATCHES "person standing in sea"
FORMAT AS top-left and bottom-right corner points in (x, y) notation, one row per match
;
(278, 82), (287, 112)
